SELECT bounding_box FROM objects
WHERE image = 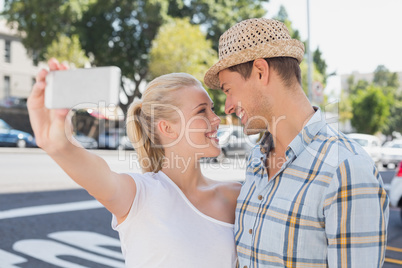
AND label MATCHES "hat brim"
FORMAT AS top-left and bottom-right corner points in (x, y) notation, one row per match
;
(204, 39), (305, 89)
